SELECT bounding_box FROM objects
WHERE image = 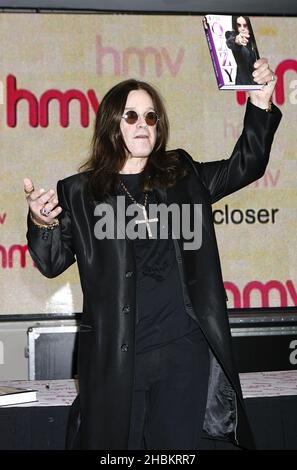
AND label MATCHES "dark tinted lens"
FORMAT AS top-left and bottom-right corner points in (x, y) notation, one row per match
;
(145, 111), (158, 126)
(124, 110), (138, 124)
